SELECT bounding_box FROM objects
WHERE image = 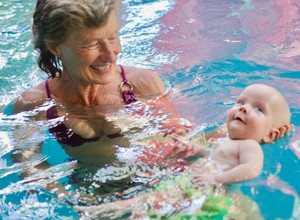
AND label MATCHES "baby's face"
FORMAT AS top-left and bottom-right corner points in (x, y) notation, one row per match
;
(226, 85), (276, 142)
